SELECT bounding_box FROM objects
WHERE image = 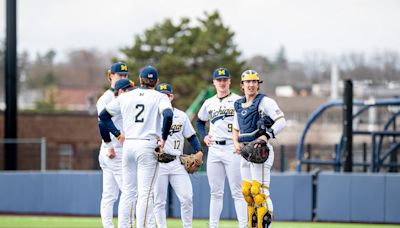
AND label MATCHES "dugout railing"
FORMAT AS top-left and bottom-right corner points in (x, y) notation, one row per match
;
(296, 98), (400, 172)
